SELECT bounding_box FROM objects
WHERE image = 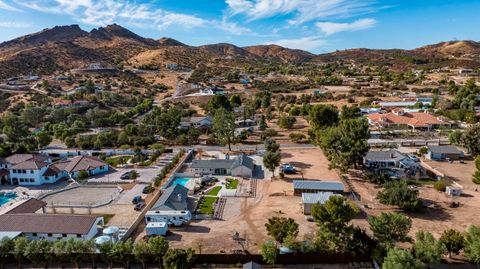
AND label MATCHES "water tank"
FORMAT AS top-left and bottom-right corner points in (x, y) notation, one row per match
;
(103, 226), (120, 242)
(95, 236), (112, 245)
